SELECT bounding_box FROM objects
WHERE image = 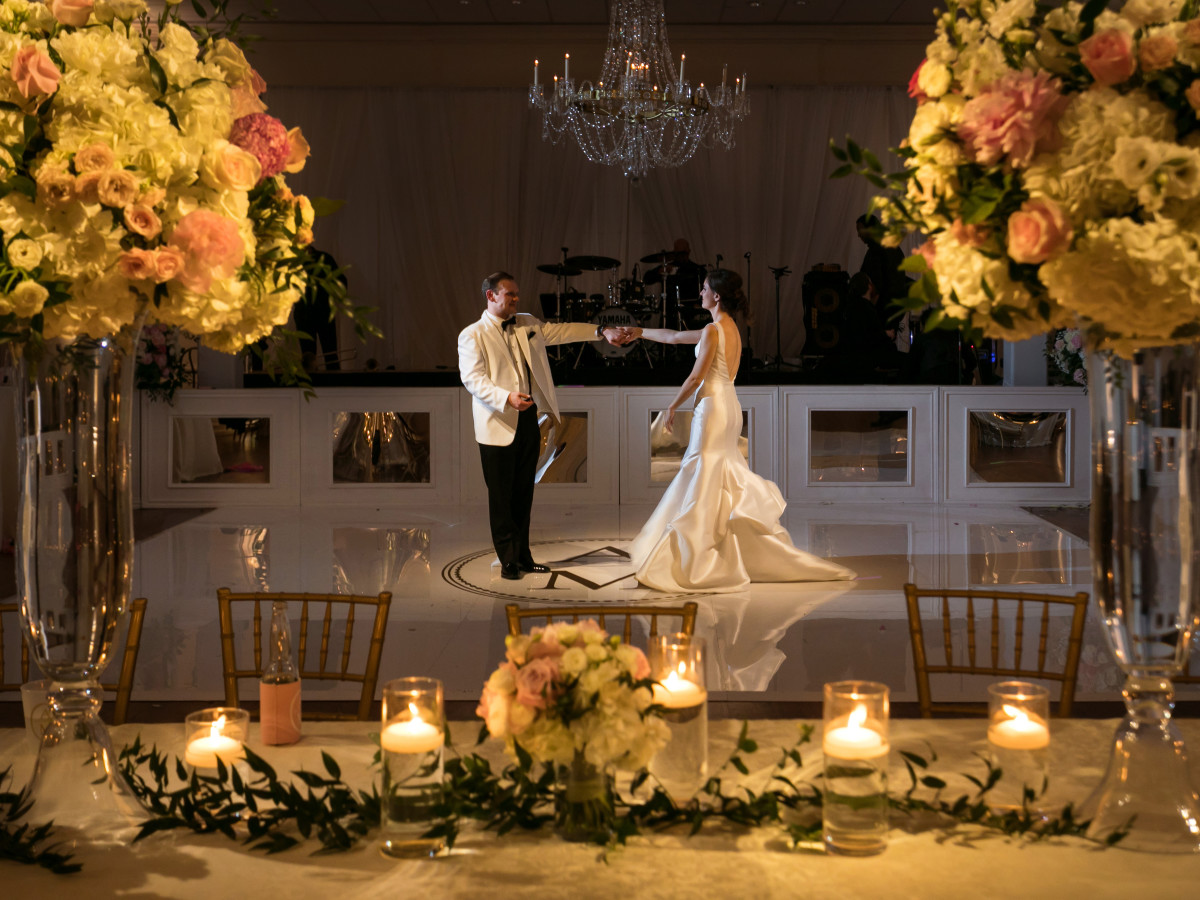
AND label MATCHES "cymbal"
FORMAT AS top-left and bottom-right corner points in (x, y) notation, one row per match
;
(537, 263), (582, 277)
(640, 251), (673, 264)
(565, 254), (620, 271)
